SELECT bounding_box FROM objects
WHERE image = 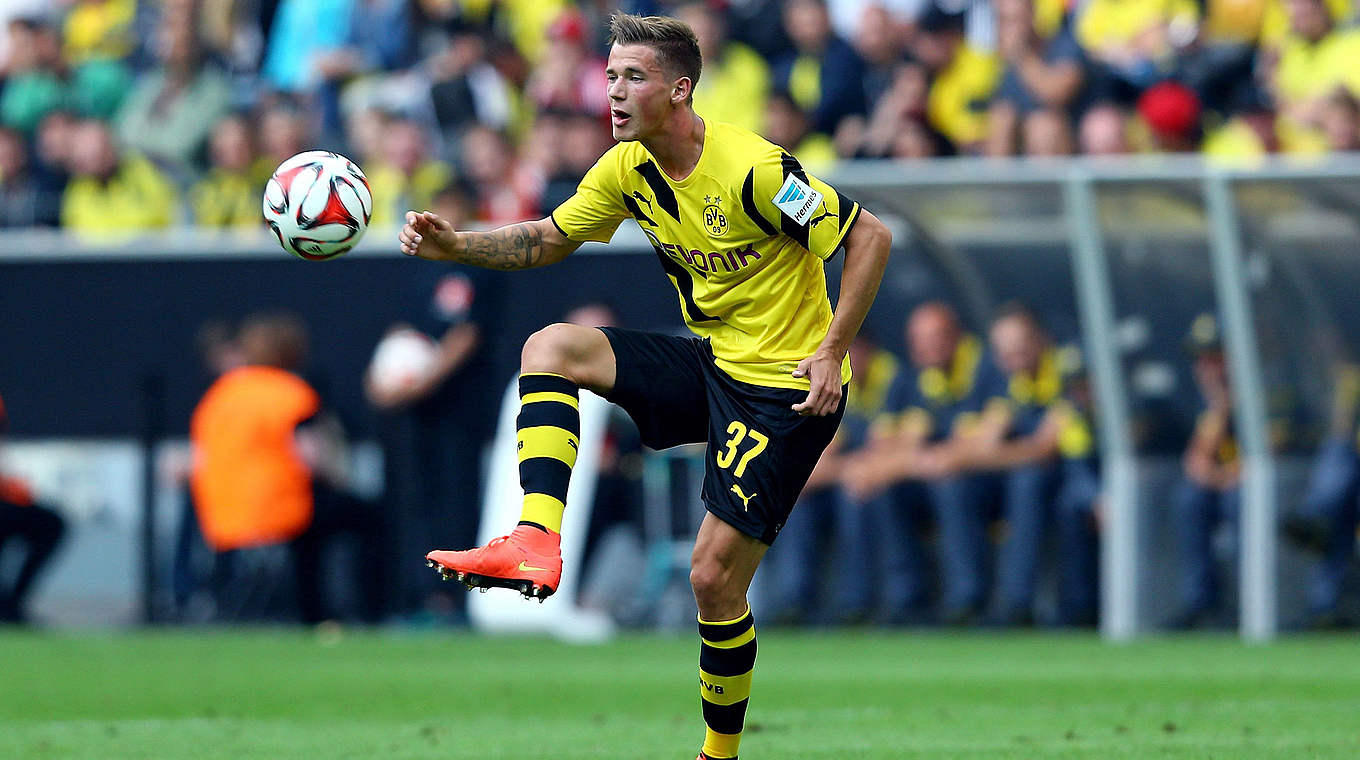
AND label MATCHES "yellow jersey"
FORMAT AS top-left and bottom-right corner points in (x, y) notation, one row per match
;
(551, 119), (861, 391)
